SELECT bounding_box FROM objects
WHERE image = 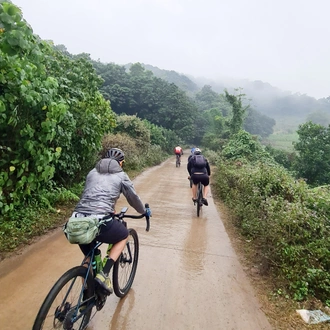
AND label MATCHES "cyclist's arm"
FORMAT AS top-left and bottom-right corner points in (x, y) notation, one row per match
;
(187, 161), (192, 176)
(121, 174), (146, 214)
(206, 161), (211, 176)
